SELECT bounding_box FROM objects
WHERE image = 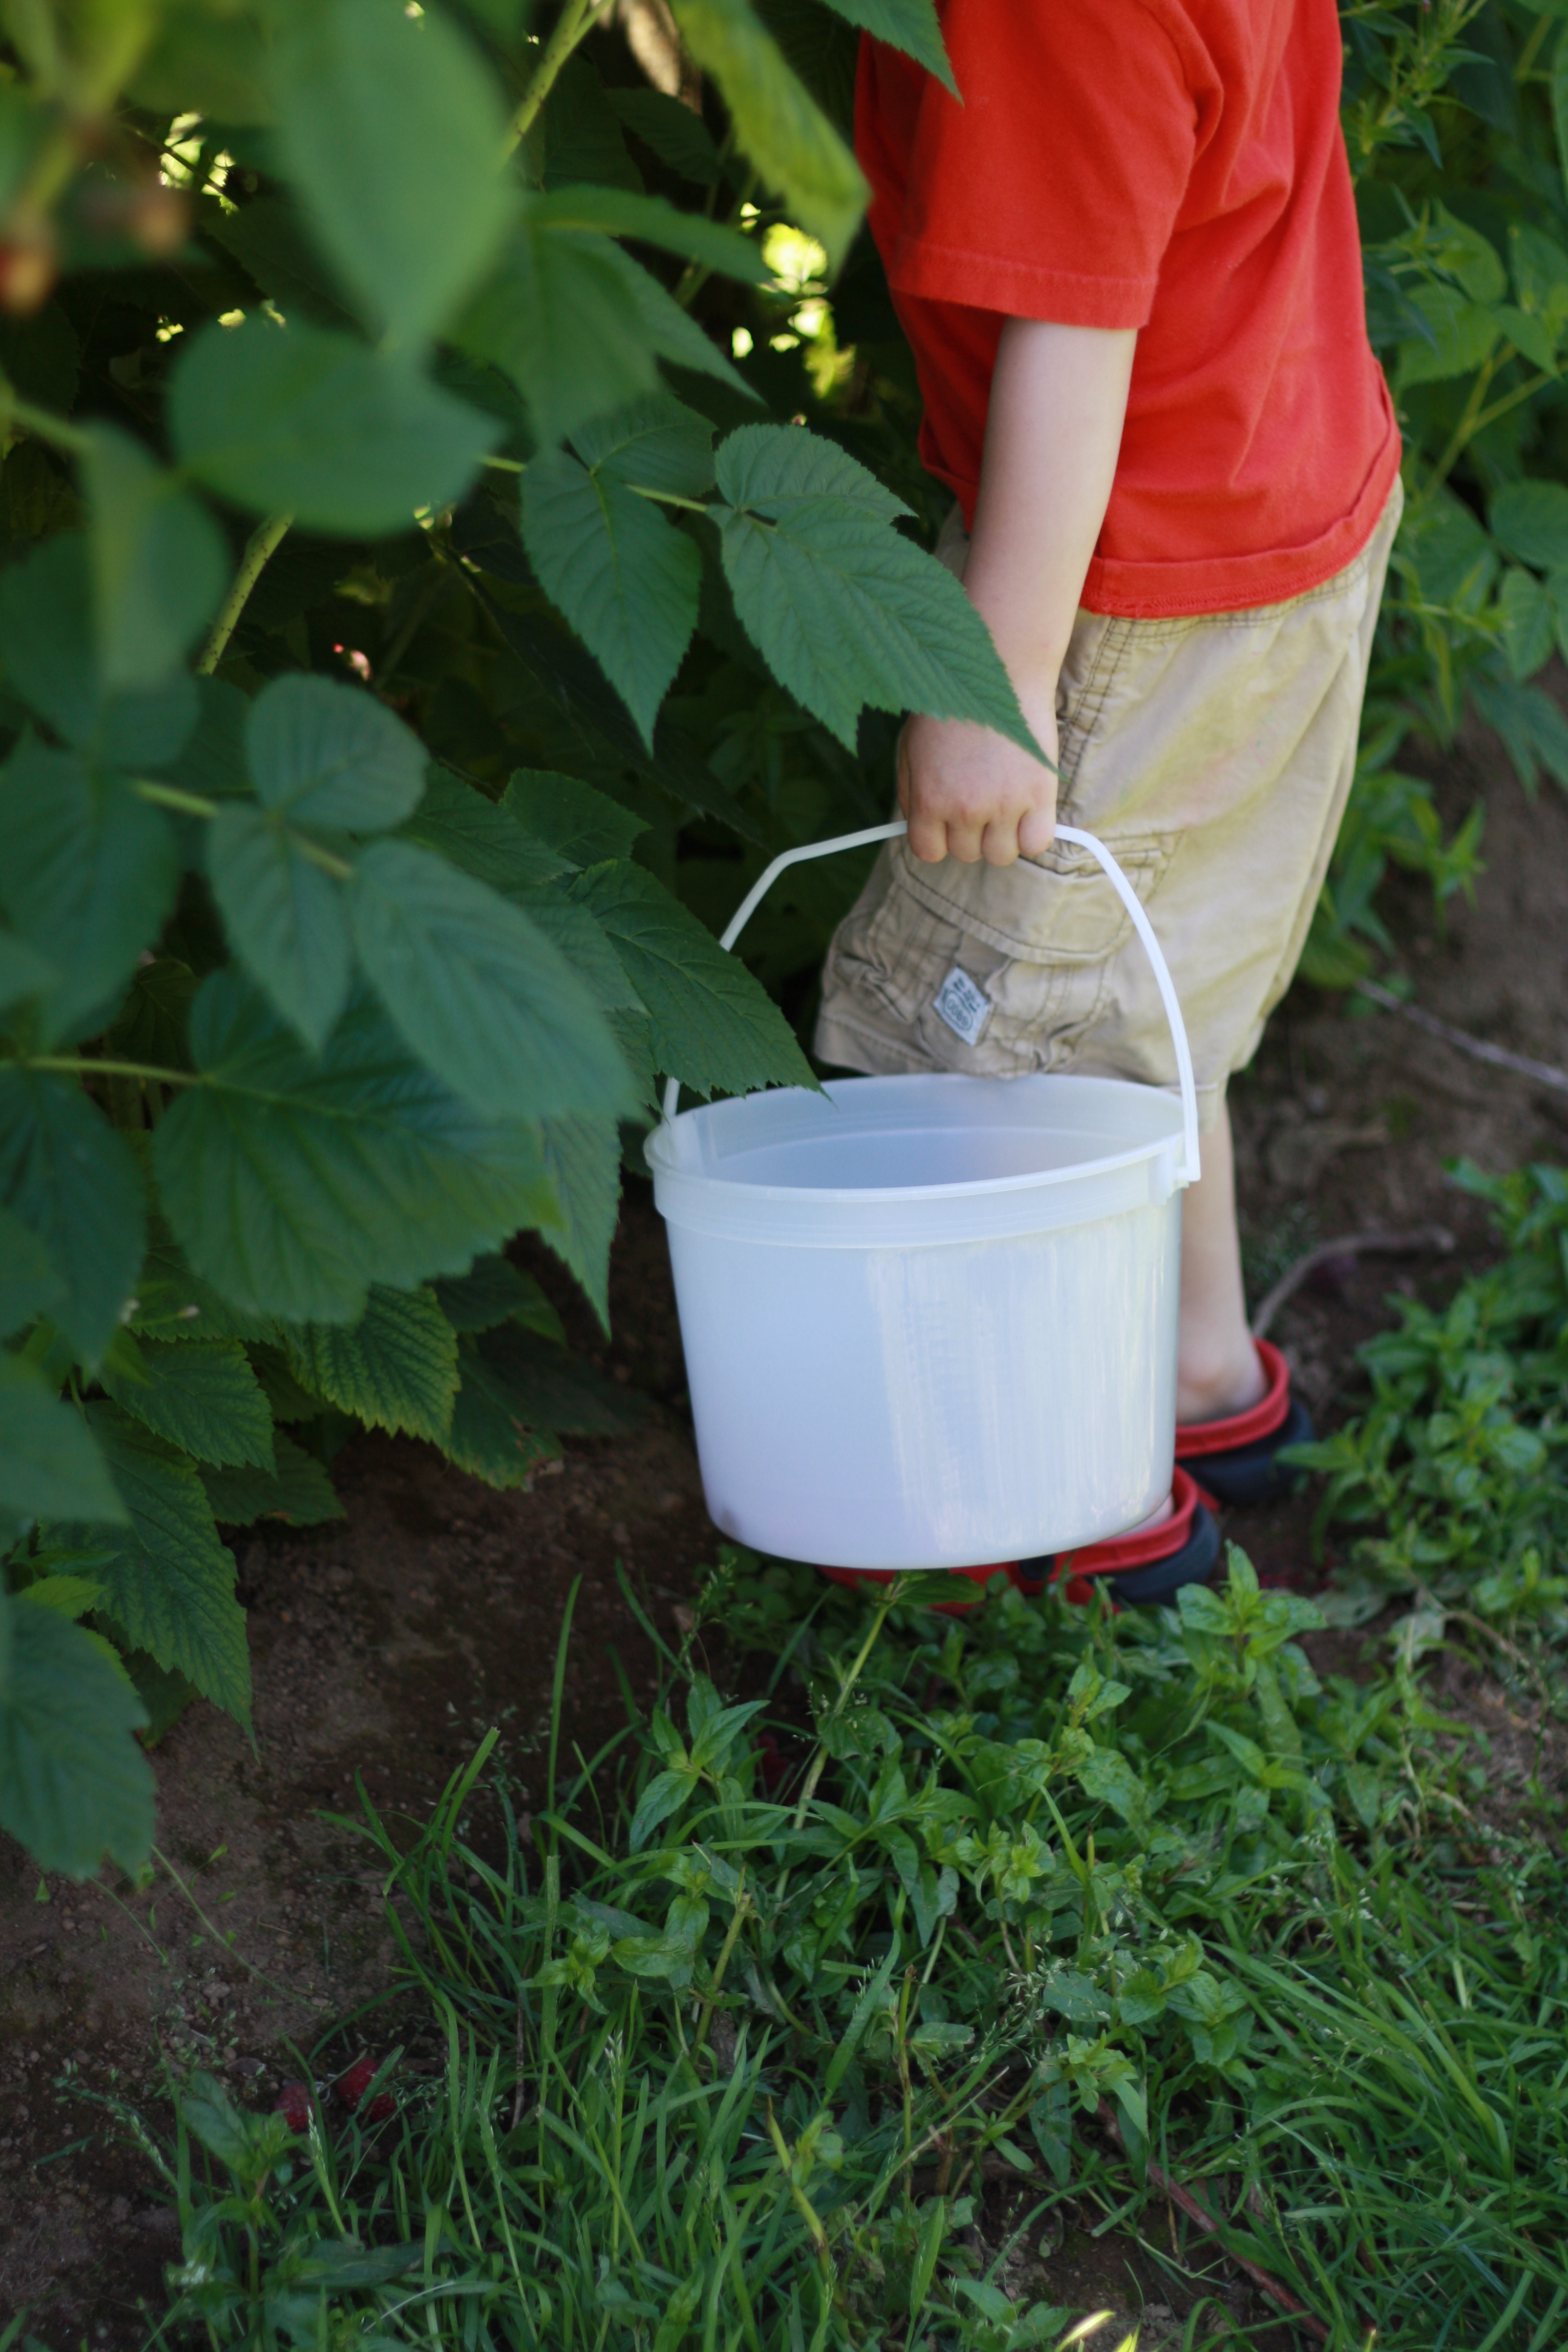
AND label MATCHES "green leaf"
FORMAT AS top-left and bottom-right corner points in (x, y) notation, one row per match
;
(713, 423), (1037, 752)
(444, 1345), (560, 1488)
(1498, 566), (1556, 681)
(0, 1587), (154, 1878)
(572, 857), (816, 1096)
(1491, 480), (1568, 573)
(521, 447), (701, 748)
(100, 1334), (275, 1471)
(348, 838), (636, 1123)
(434, 1255), (566, 1339)
(82, 1405), (250, 1722)
(247, 672), (429, 827)
(503, 769), (648, 867)
(607, 87), (723, 188)
(17, 1574), (105, 1622)
(460, 217), (750, 450)
(0, 927), (57, 1013)
(814, 0), (956, 93)
(0, 1352), (127, 1527)
(531, 185), (764, 285)
(0, 534), (197, 764)
(398, 766), (570, 899)
(1509, 222), (1568, 350)
(668, 0), (869, 264)
(0, 739), (179, 1045)
(0, 1070), (145, 1365)
(573, 391), (716, 499)
(0, 1198), (65, 1339)
(152, 973), (560, 1325)
(202, 1432), (344, 1528)
(468, 1322), (644, 1435)
(272, 0), (513, 348)
(1395, 284), (1500, 388)
(207, 801), (353, 1053)
(170, 315), (495, 536)
(80, 423), (229, 689)
(537, 1114), (622, 1329)
(129, 1220), (279, 1347)
(284, 1284), (459, 1443)
(1553, 27), (1568, 208)
(206, 194), (355, 328)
